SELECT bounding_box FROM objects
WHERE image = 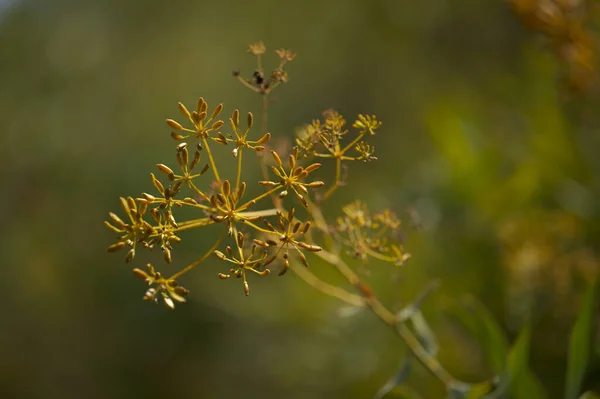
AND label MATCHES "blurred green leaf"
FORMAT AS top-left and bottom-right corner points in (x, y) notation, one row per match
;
(565, 284), (596, 399)
(449, 296), (509, 373)
(448, 298), (548, 399)
(373, 357), (412, 399)
(579, 392), (600, 399)
(508, 324), (531, 381)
